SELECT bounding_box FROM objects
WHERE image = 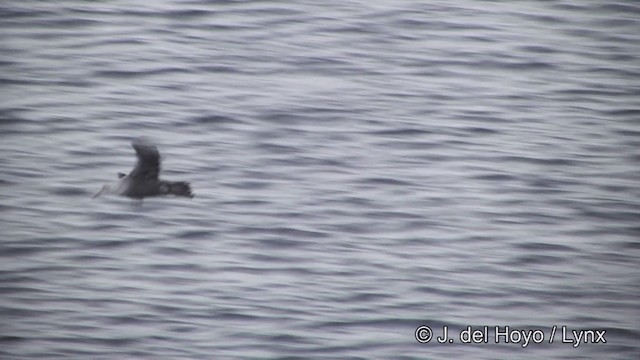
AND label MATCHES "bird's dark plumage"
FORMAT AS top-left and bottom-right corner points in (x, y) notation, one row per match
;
(93, 138), (194, 200)
(130, 139), (161, 182)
